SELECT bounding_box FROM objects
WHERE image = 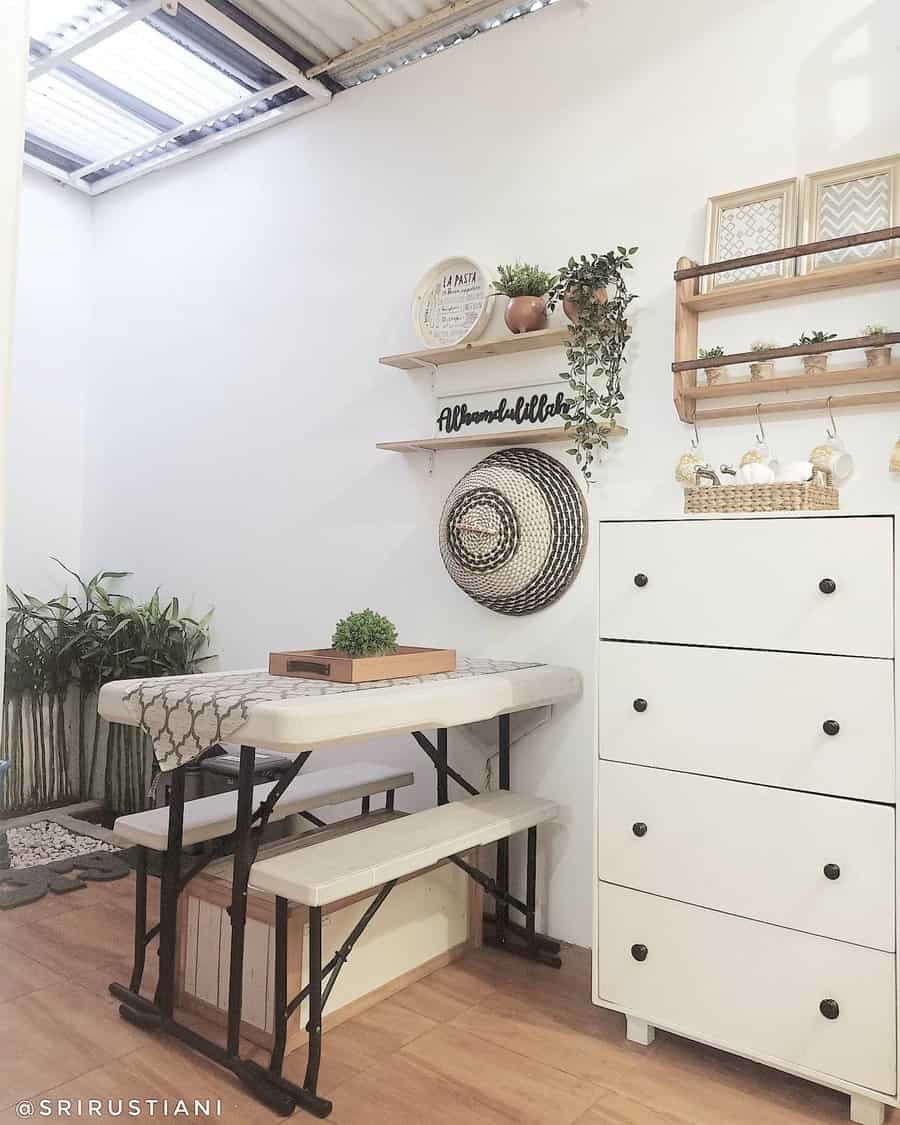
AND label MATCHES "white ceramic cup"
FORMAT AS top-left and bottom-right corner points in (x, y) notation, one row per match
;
(809, 438), (853, 486)
(776, 460), (814, 483)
